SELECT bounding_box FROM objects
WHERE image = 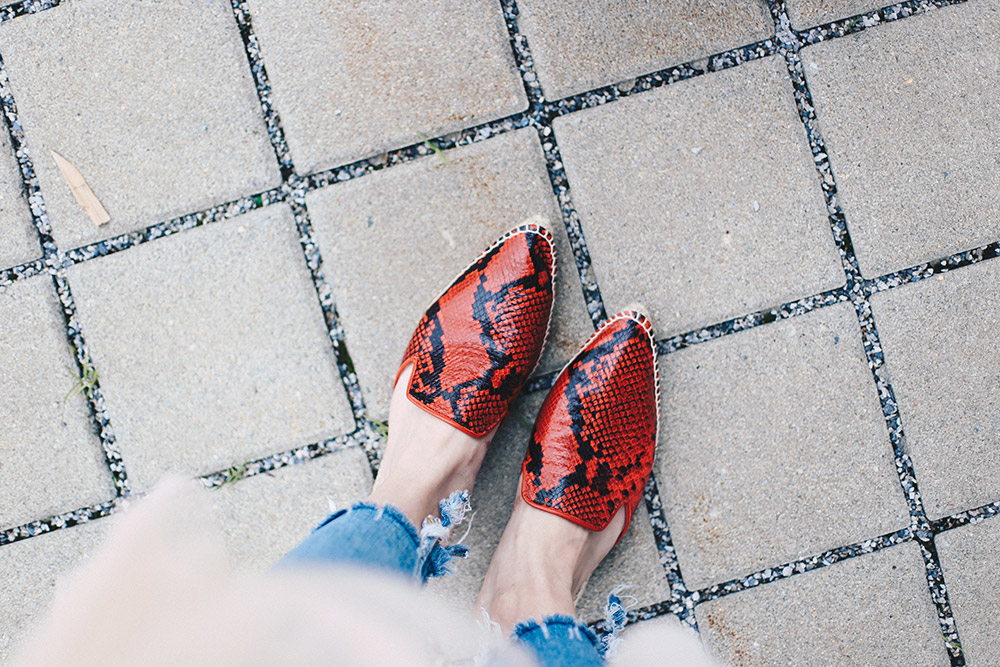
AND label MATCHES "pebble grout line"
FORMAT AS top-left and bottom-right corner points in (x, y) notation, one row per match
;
(588, 527), (916, 631)
(58, 187), (286, 268)
(0, 0), (60, 24)
(695, 527), (912, 606)
(0, 430), (371, 546)
(866, 241), (1000, 296)
(654, 287), (850, 356)
(0, 499), (119, 547)
(597, 503), (1000, 632)
(197, 430), (364, 490)
(771, 0), (968, 662)
(798, 0), (969, 46)
(638, 473), (698, 631)
(0, 1), (994, 659)
(932, 500), (1000, 534)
